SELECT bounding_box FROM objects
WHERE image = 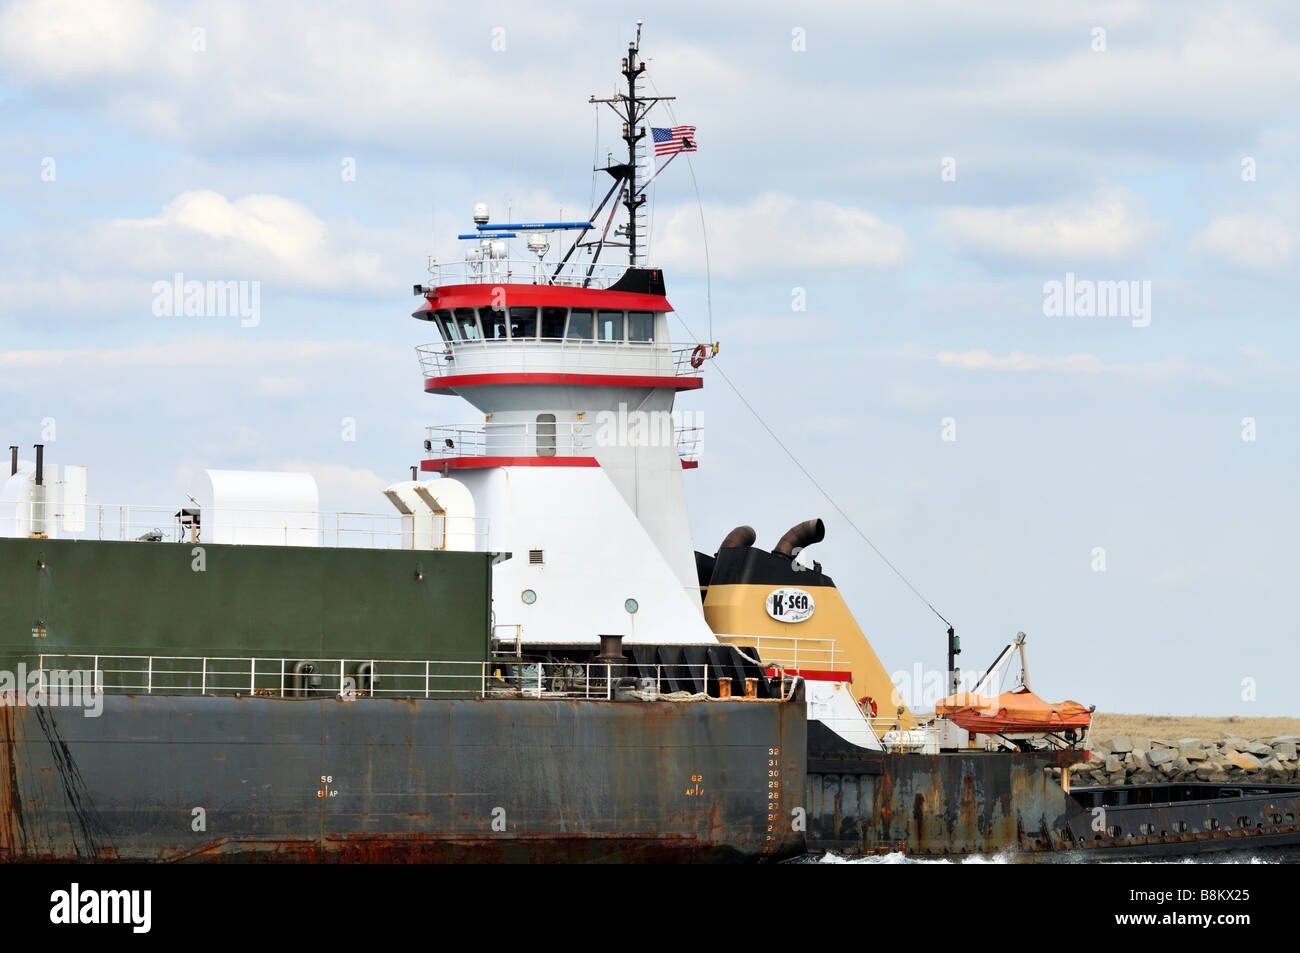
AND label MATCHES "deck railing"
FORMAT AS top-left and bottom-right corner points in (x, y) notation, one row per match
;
(426, 258), (632, 289)
(32, 655), (800, 703)
(423, 420), (702, 463)
(729, 634), (846, 671)
(415, 340), (704, 379)
(425, 421), (595, 458)
(4, 502), (488, 551)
